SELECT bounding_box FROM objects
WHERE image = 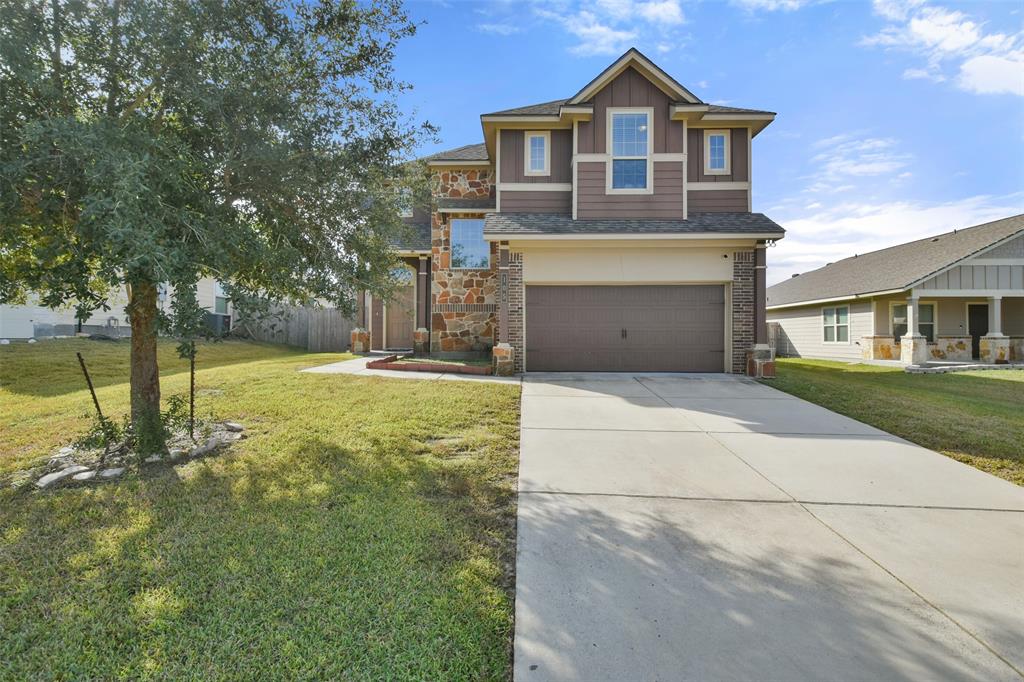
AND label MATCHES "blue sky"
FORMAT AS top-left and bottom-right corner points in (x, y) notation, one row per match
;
(393, 0), (1024, 284)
